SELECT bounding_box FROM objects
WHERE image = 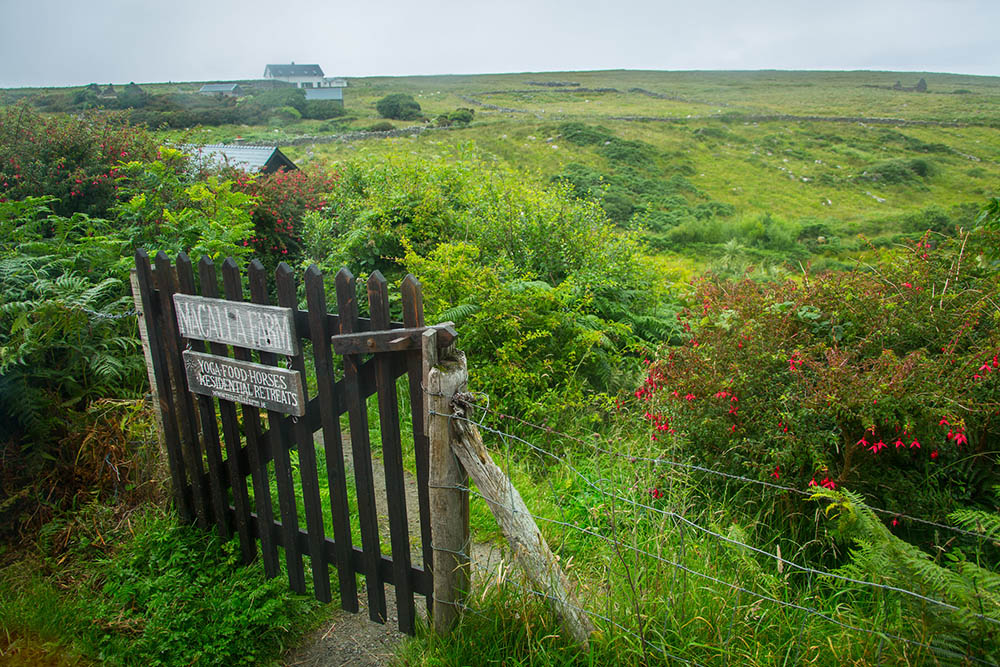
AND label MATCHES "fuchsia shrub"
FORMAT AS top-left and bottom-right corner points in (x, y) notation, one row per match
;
(0, 103), (157, 217)
(638, 229), (1000, 521)
(232, 168), (338, 264)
